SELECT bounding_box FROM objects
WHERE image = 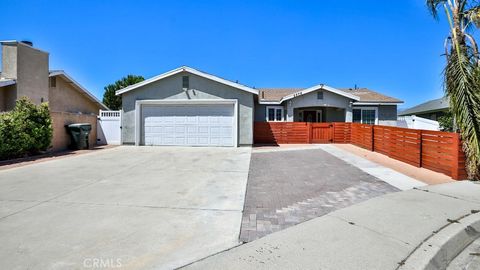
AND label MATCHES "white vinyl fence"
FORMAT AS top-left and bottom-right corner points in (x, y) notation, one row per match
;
(97, 110), (121, 145)
(396, 115), (440, 131)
